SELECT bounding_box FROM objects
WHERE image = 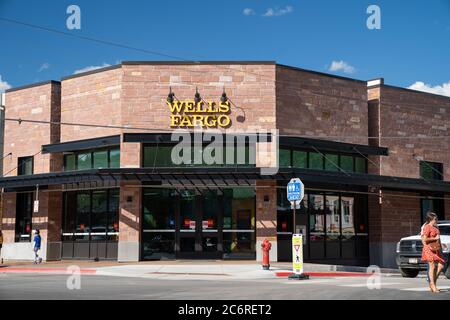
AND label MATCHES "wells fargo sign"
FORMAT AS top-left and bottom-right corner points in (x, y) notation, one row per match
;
(168, 100), (231, 128)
